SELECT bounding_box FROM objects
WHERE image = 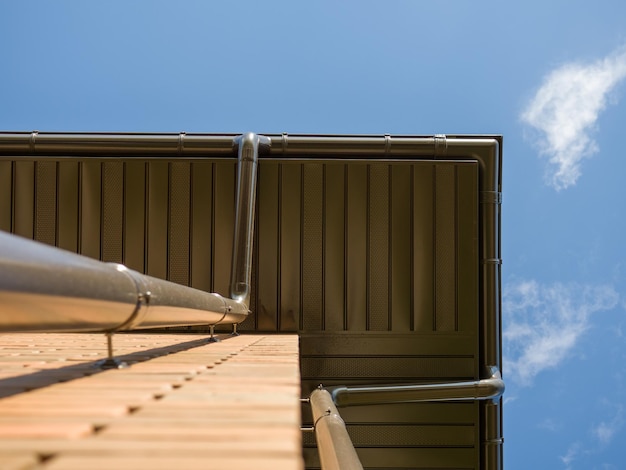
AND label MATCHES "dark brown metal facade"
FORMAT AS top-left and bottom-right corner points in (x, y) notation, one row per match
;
(0, 133), (502, 469)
